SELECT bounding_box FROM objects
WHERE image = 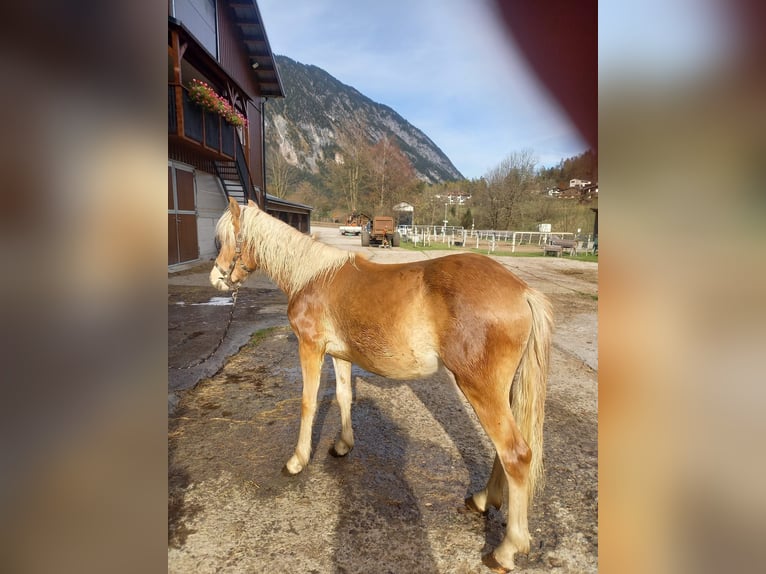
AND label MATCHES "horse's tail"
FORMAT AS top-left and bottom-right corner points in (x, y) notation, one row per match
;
(512, 287), (553, 501)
